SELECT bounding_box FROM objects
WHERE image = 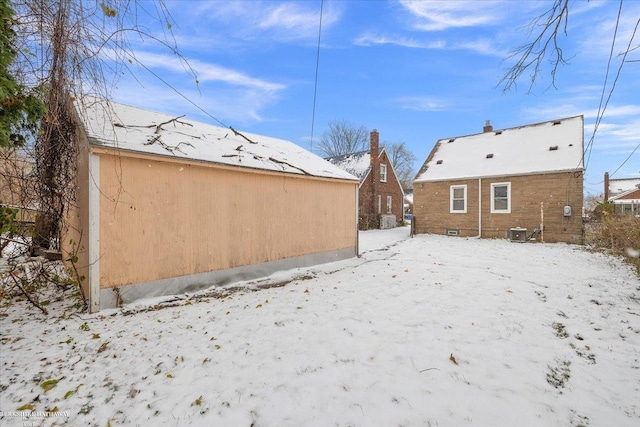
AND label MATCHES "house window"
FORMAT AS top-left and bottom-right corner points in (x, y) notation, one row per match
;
(386, 196), (392, 214)
(491, 182), (511, 213)
(377, 195), (381, 214)
(450, 185), (467, 213)
(380, 164), (387, 182)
